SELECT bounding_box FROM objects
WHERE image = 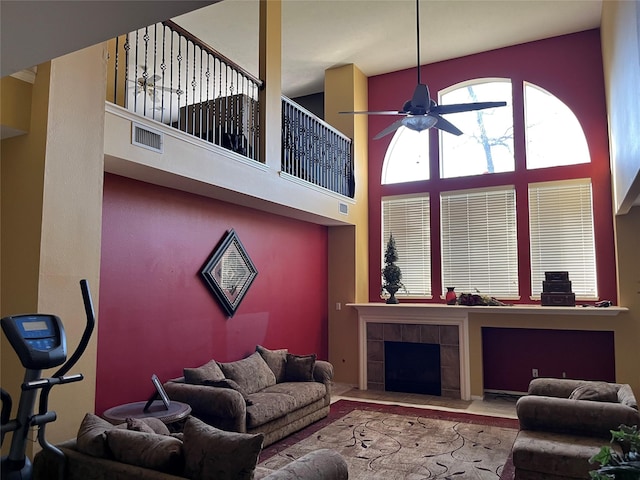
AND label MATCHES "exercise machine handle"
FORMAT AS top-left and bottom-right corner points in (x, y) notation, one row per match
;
(52, 279), (95, 379)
